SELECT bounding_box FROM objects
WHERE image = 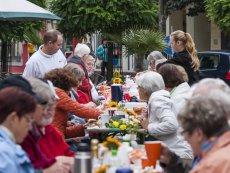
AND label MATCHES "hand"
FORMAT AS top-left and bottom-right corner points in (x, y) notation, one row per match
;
(56, 156), (74, 173)
(140, 117), (148, 129)
(85, 102), (97, 108)
(43, 157), (73, 173)
(160, 143), (173, 165)
(140, 107), (148, 118)
(67, 121), (75, 127)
